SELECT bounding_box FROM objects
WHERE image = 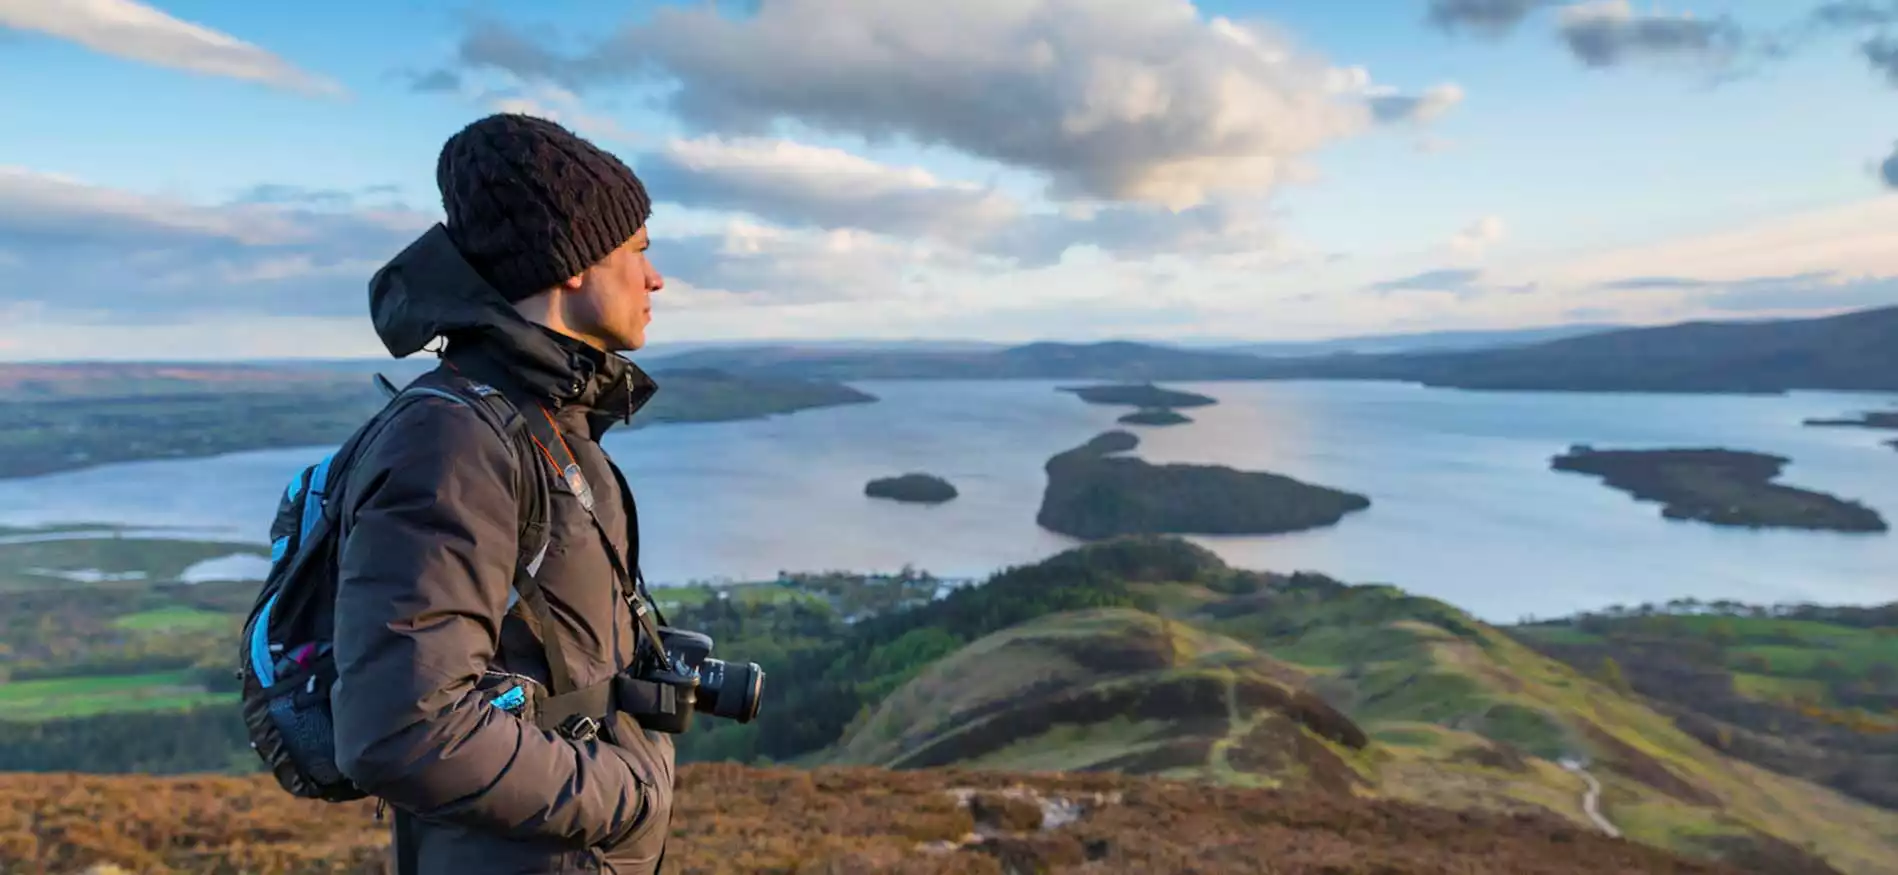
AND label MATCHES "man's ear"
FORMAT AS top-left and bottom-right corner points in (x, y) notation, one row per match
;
(559, 273), (586, 291)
